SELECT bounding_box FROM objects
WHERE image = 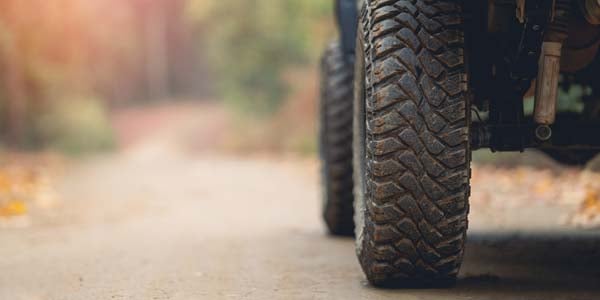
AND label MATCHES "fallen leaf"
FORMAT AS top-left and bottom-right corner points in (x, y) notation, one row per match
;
(0, 199), (27, 217)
